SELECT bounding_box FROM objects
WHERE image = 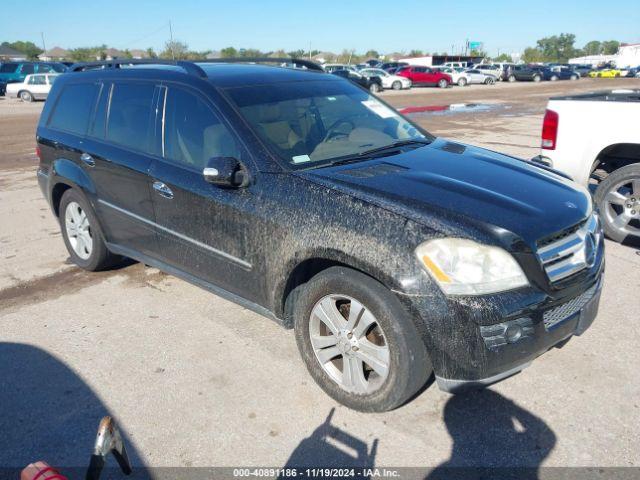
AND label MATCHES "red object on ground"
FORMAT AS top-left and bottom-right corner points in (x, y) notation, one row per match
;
(20, 462), (68, 480)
